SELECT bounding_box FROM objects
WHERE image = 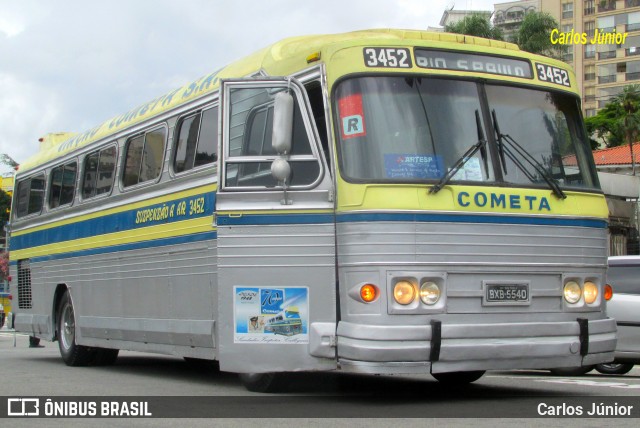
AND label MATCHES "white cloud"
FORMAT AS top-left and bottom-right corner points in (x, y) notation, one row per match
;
(0, 0), (498, 171)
